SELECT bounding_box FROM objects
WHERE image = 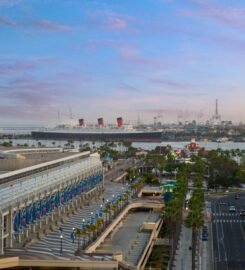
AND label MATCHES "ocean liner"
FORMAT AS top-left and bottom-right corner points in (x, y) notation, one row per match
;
(32, 117), (164, 142)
